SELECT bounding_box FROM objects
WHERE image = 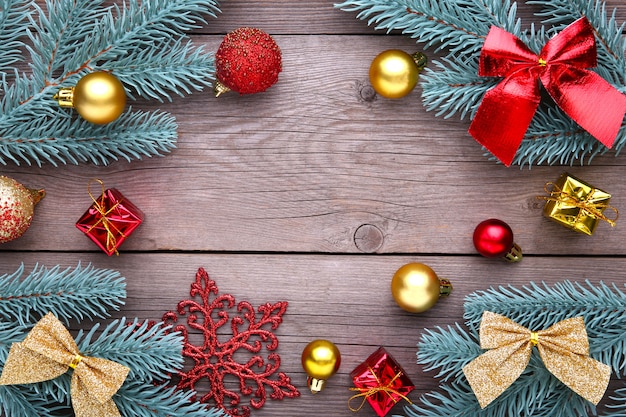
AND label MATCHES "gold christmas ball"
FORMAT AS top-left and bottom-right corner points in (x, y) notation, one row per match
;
(301, 339), (341, 393)
(391, 263), (452, 313)
(369, 50), (427, 99)
(0, 176), (45, 244)
(55, 72), (126, 124)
